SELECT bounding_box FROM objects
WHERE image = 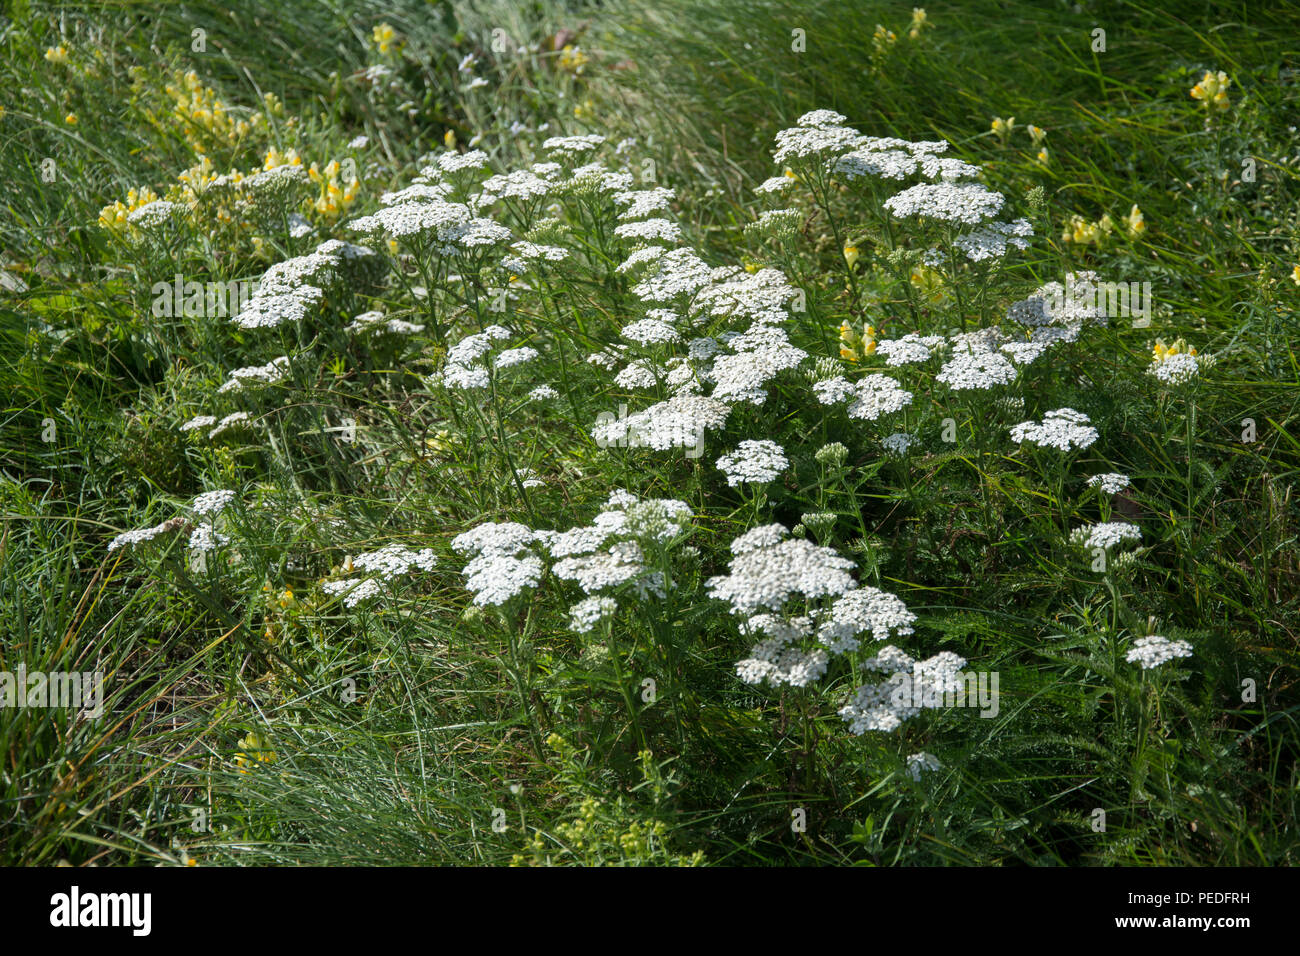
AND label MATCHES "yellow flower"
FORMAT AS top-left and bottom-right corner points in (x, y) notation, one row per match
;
(45, 45), (70, 65)
(843, 244), (860, 269)
(1036, 147), (1049, 166)
(64, 112), (77, 125)
(1027, 124), (1047, 146)
(372, 23), (399, 55)
(558, 44), (589, 74)
(991, 116), (1015, 143)
(574, 98), (595, 120)
(444, 128), (457, 149)
(872, 24), (897, 53)
(910, 264), (945, 305)
(233, 730), (277, 773)
(839, 322), (861, 362)
(0, 106), (5, 120)
(783, 167), (800, 182)
(1123, 204), (1146, 237)
(1190, 70), (1231, 111)
(908, 8), (930, 39)
(1291, 264), (1300, 286)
